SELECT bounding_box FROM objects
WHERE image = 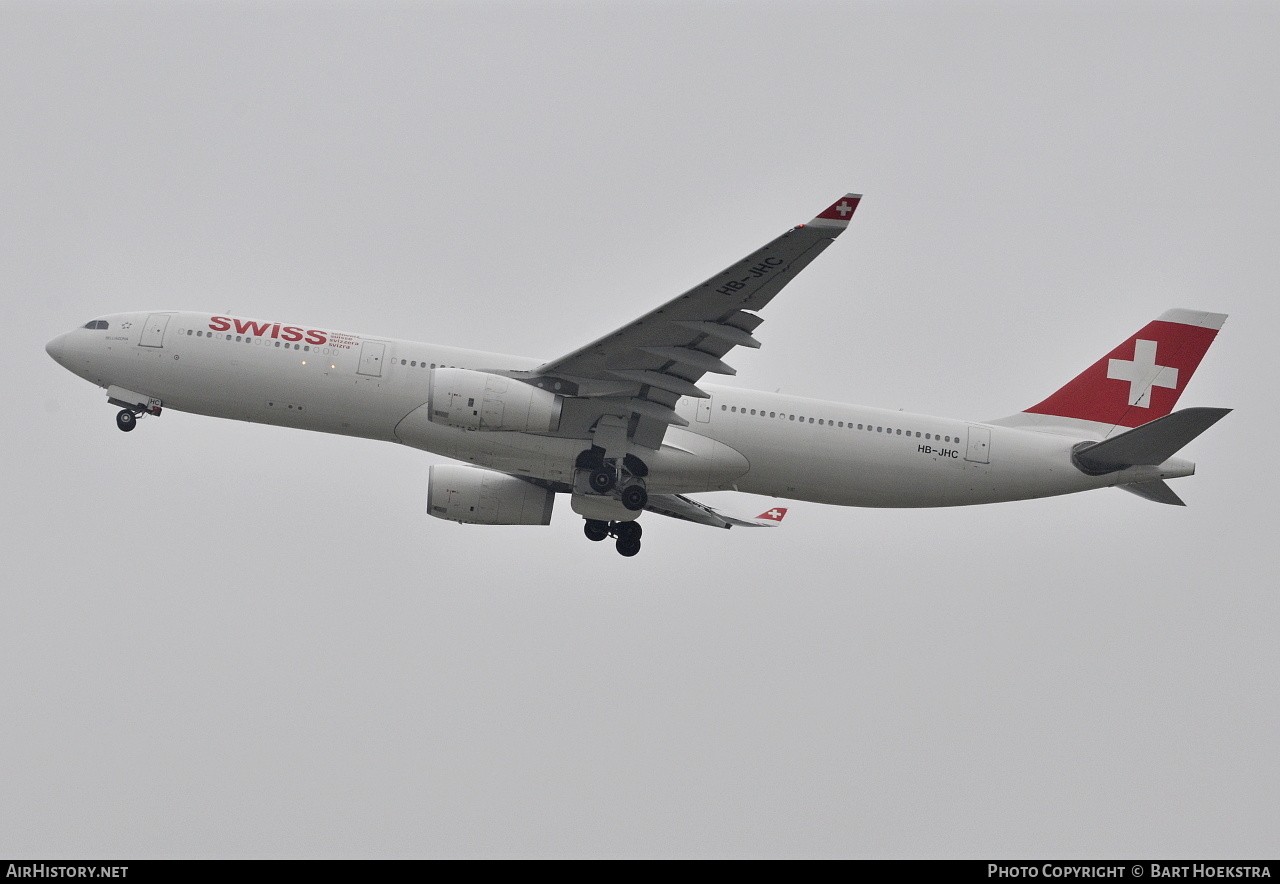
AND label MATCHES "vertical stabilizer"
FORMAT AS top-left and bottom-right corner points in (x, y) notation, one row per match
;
(993, 309), (1226, 437)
